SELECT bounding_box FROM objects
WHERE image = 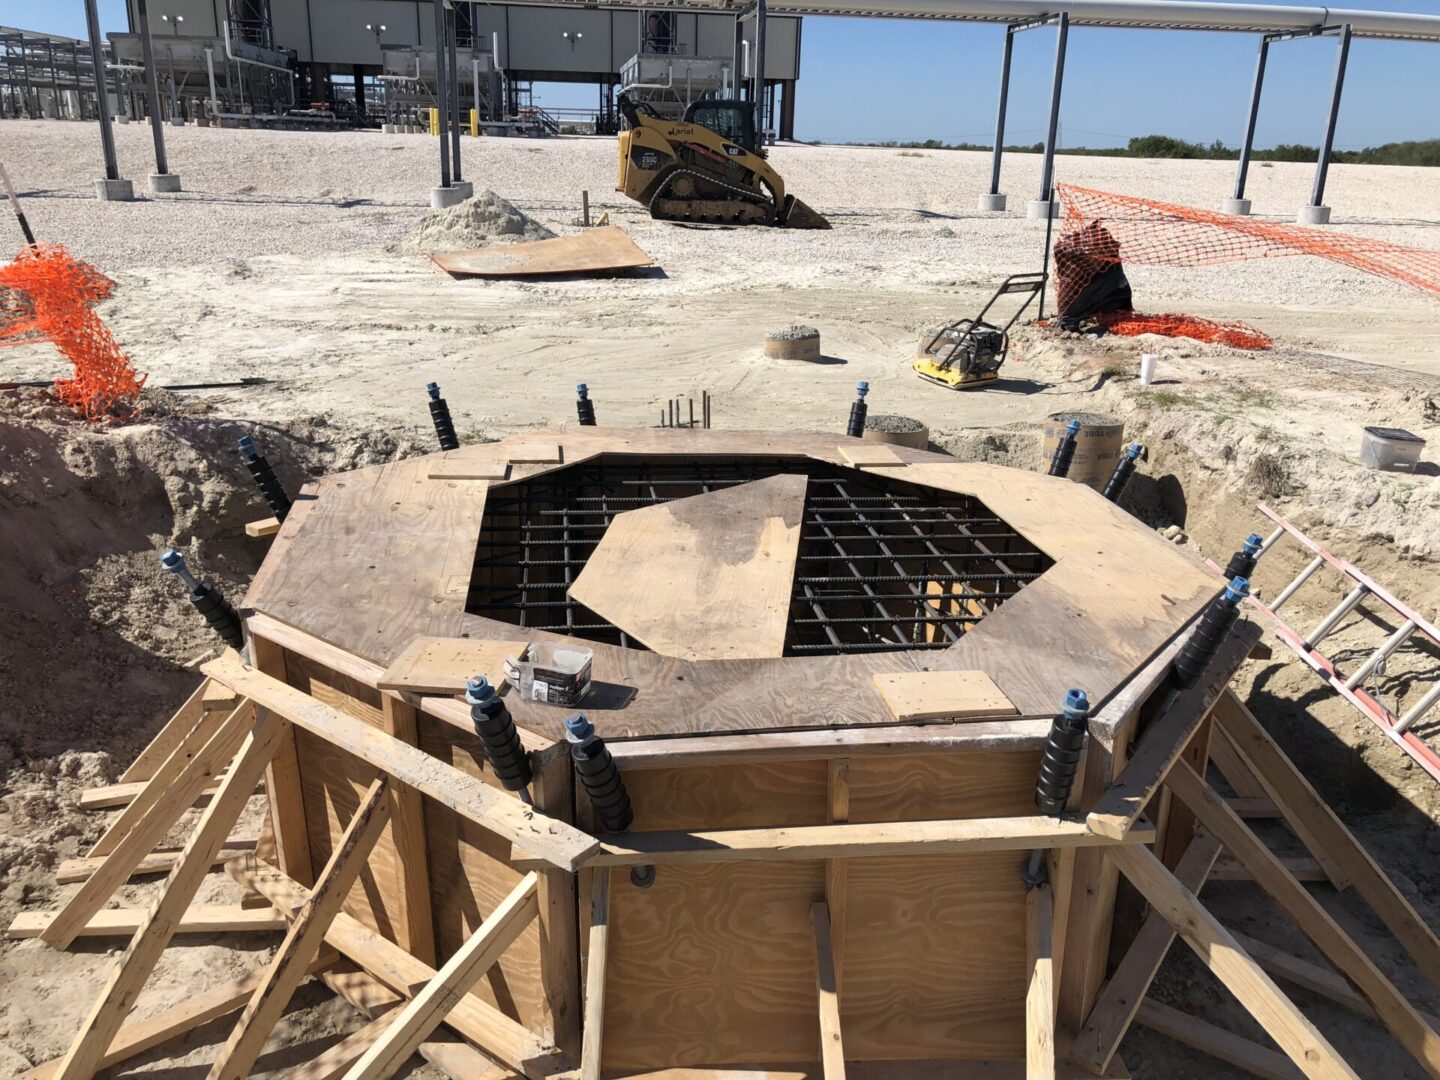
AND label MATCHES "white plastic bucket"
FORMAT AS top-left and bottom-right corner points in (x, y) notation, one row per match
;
(1139, 353), (1158, 386)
